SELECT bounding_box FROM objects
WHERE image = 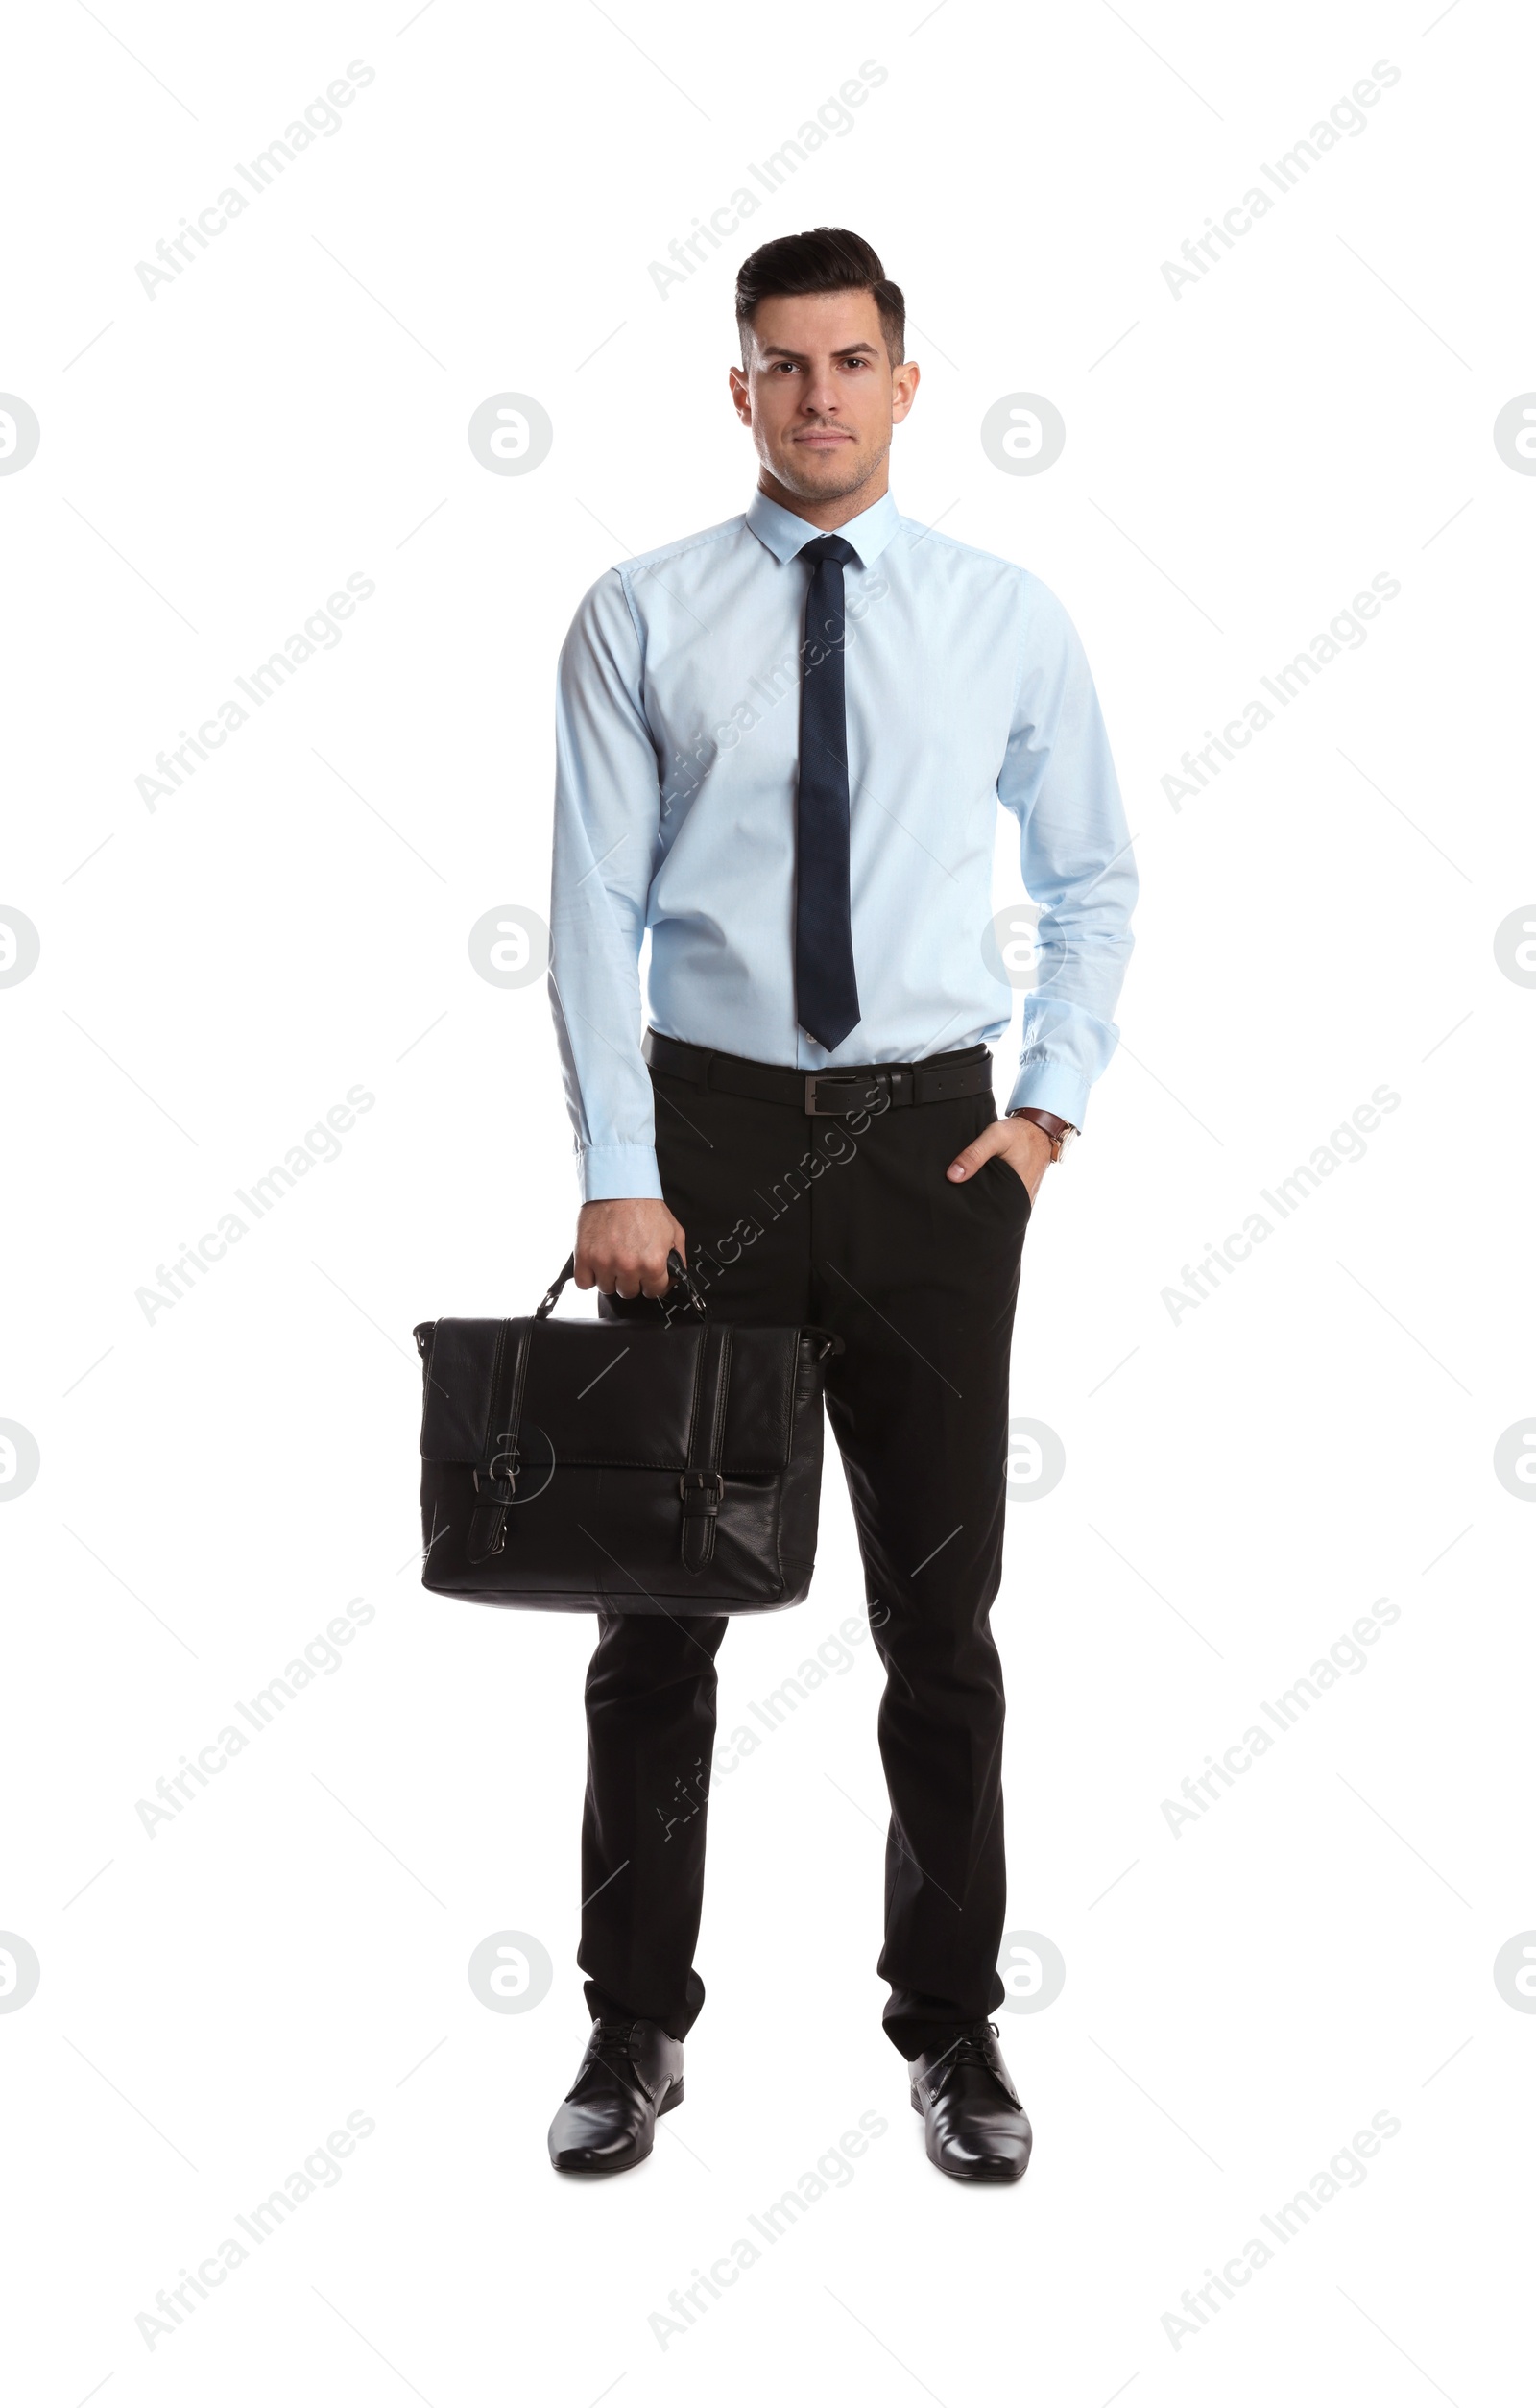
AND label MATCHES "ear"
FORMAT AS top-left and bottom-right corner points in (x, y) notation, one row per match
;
(891, 359), (921, 424)
(728, 363), (752, 425)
